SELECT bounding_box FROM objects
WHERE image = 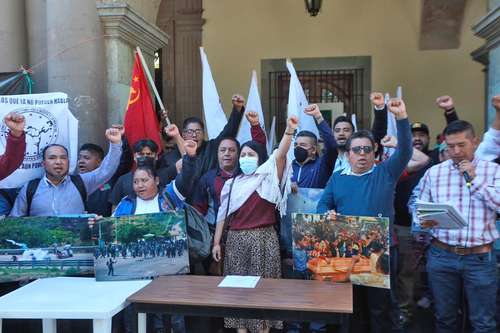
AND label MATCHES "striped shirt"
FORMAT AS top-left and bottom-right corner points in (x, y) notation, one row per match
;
(417, 158), (500, 247)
